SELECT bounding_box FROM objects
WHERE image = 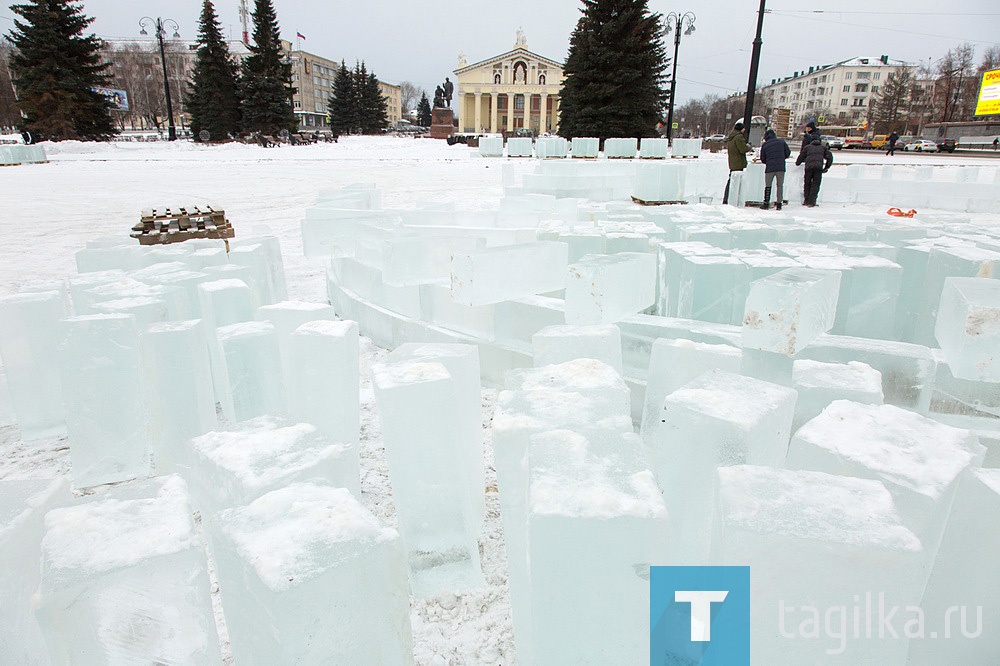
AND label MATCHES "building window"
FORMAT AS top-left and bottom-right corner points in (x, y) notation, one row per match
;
(873, 72), (881, 80)
(315, 102), (324, 112)
(845, 72), (852, 80)
(514, 95), (524, 110)
(852, 111), (862, 119)
(498, 95), (507, 109)
(820, 75), (827, 82)
(841, 98), (848, 106)
(843, 85), (850, 92)
(293, 100), (301, 108)
(857, 71), (870, 79)
(855, 83), (868, 93)
(852, 98), (866, 107)
(872, 86), (879, 93)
